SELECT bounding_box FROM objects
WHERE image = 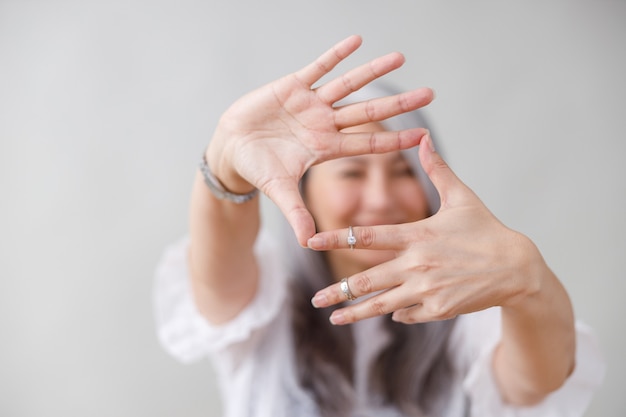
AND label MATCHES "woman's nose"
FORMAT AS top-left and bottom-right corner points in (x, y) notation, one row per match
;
(362, 173), (393, 212)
